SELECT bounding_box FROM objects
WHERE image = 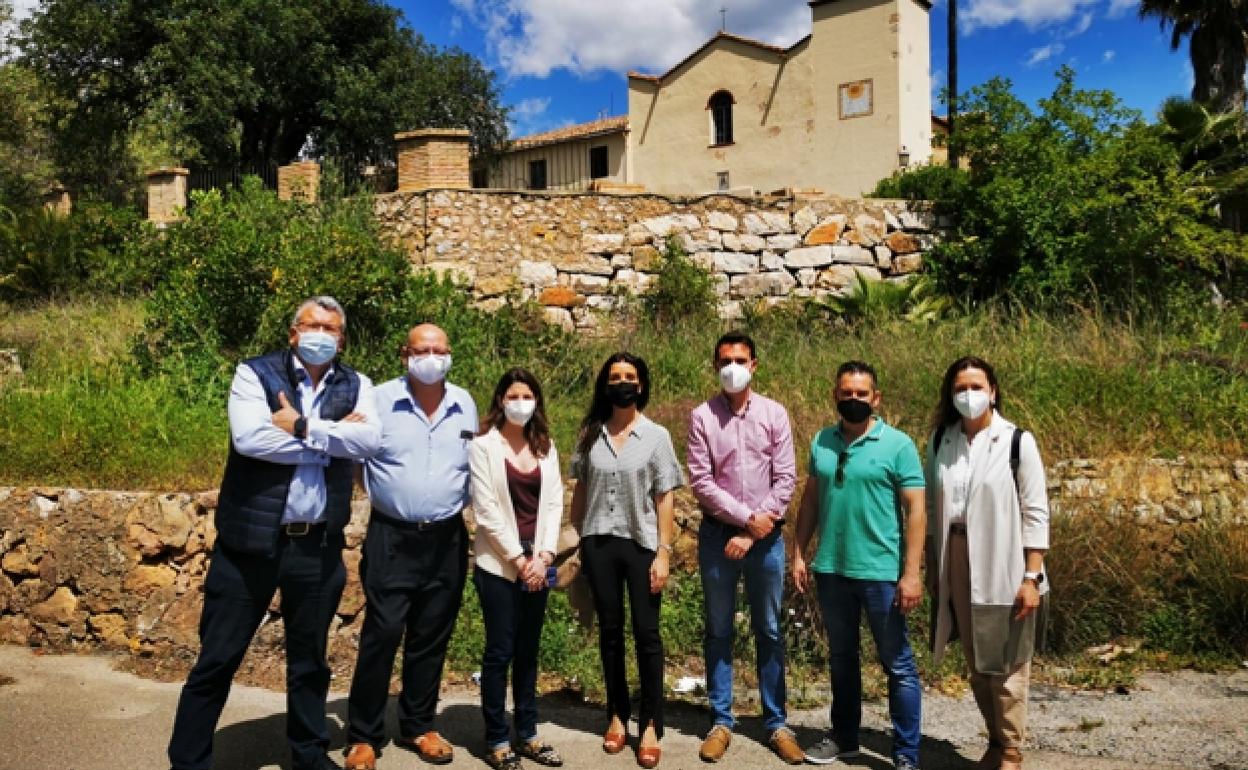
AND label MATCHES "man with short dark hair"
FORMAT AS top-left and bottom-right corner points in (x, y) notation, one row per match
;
(687, 332), (803, 764)
(792, 361), (926, 770)
(168, 296), (381, 770)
